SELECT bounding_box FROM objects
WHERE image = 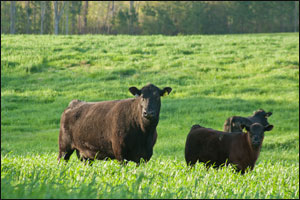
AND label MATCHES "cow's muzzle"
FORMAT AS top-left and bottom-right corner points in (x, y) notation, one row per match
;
(143, 111), (156, 120)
